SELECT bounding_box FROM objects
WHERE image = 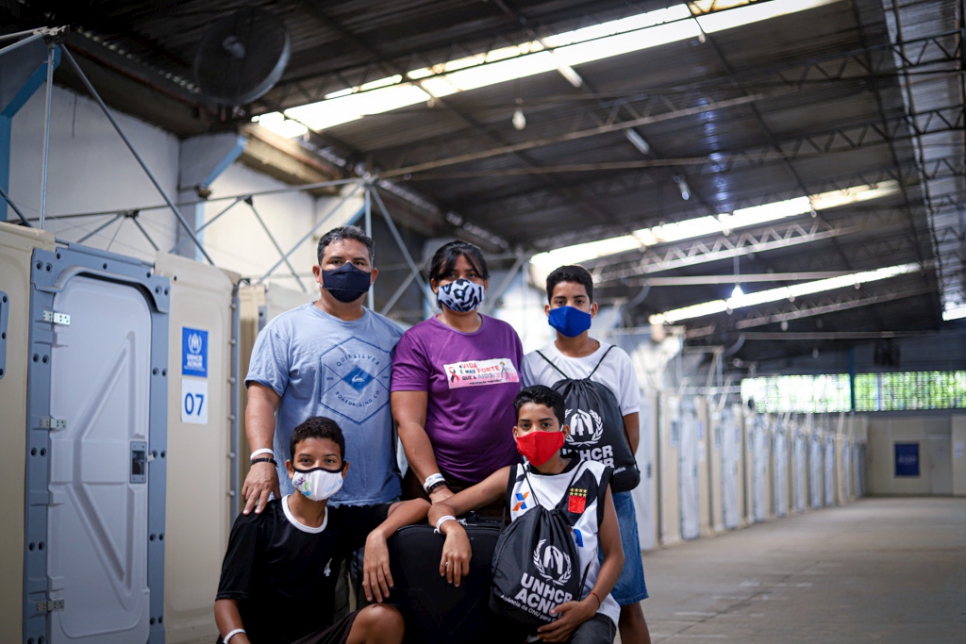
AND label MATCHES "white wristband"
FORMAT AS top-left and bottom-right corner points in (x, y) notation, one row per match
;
(435, 515), (457, 534)
(250, 448), (274, 460)
(423, 472), (446, 494)
(223, 628), (246, 644)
